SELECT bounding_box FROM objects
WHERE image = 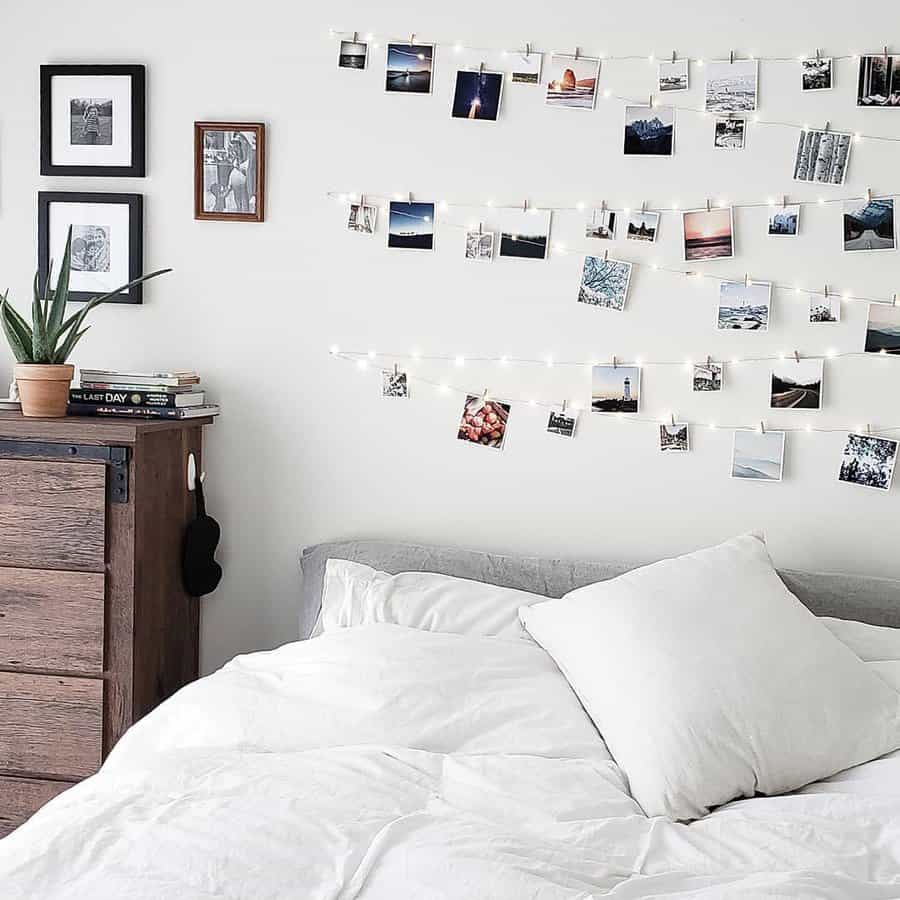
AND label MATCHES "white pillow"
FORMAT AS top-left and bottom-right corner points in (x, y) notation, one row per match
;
(314, 558), (542, 639)
(519, 533), (900, 821)
(822, 616), (900, 662)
